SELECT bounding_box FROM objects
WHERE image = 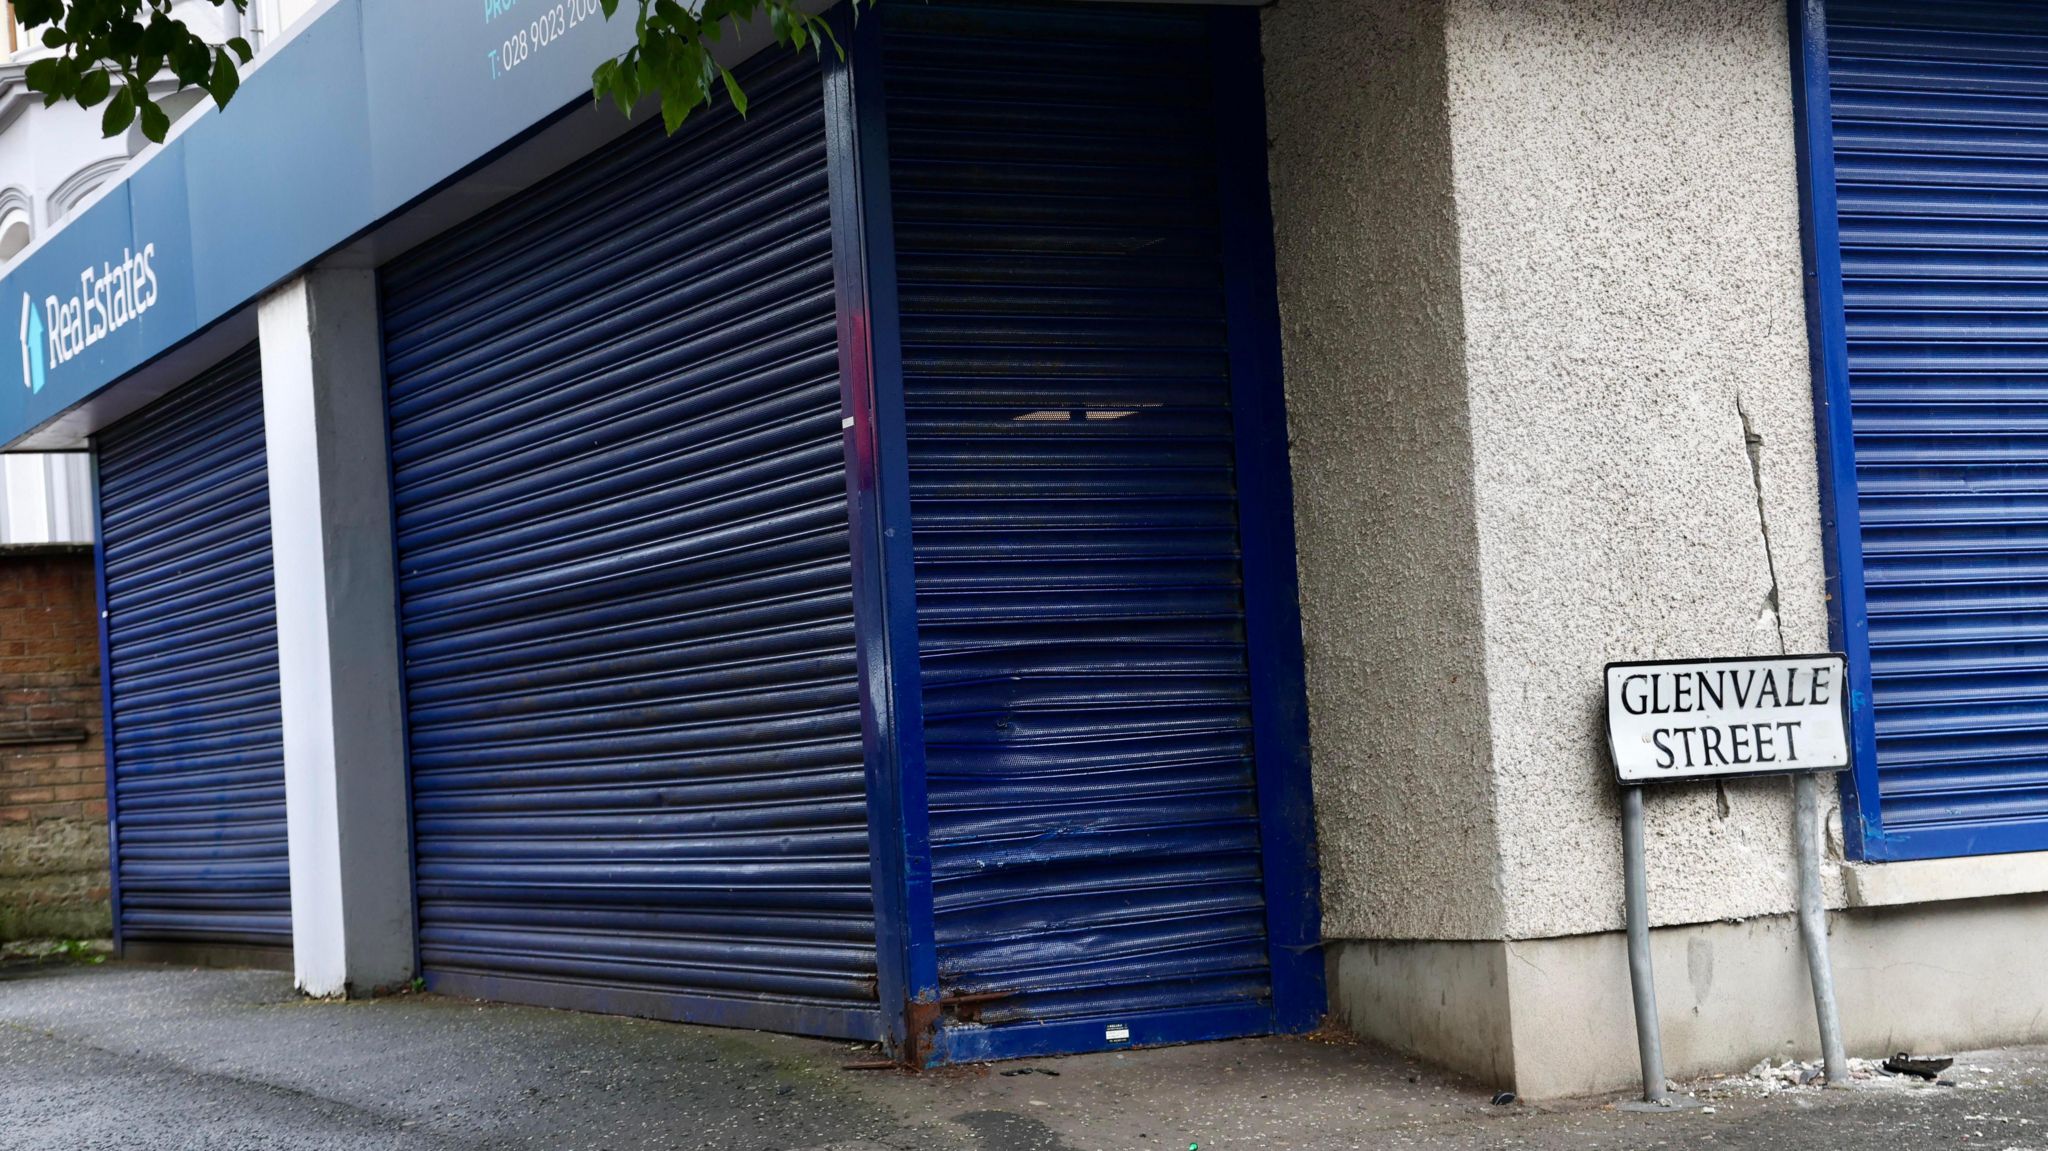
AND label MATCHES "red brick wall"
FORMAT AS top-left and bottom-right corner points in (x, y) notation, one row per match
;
(0, 546), (109, 940)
